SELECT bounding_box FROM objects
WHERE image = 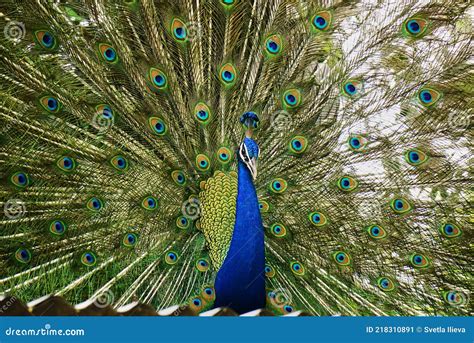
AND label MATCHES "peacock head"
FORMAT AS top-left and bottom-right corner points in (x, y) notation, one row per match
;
(239, 112), (260, 180)
(240, 111), (260, 137)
